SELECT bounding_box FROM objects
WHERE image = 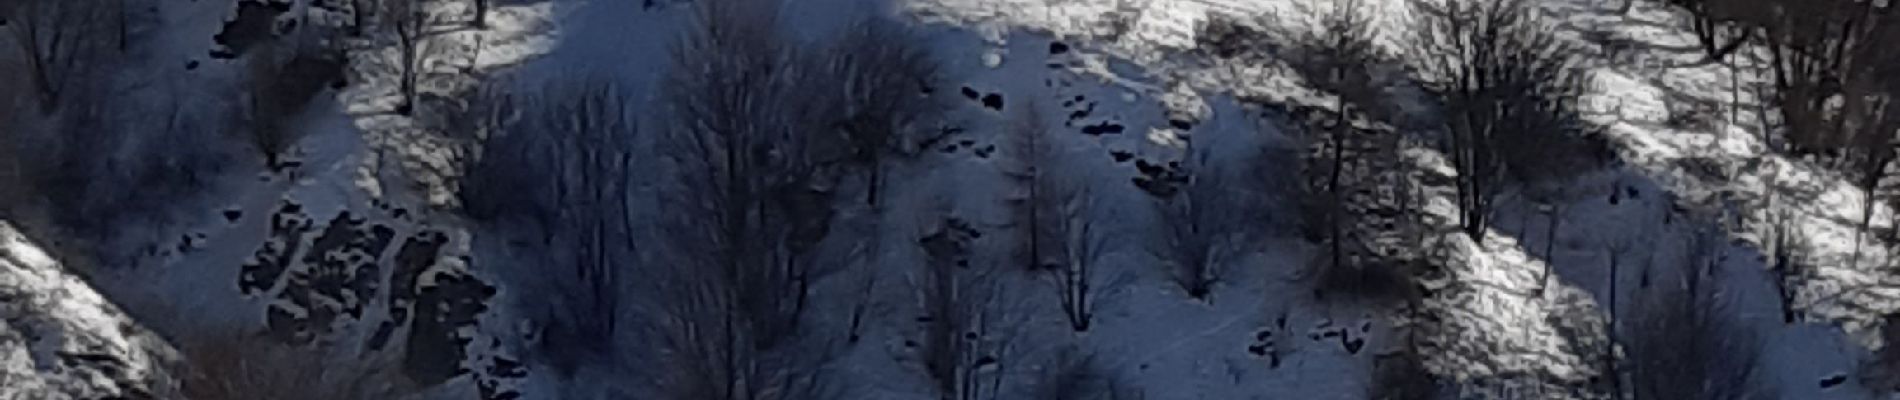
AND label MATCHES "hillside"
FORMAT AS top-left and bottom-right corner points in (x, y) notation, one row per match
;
(1, 0), (1897, 399)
